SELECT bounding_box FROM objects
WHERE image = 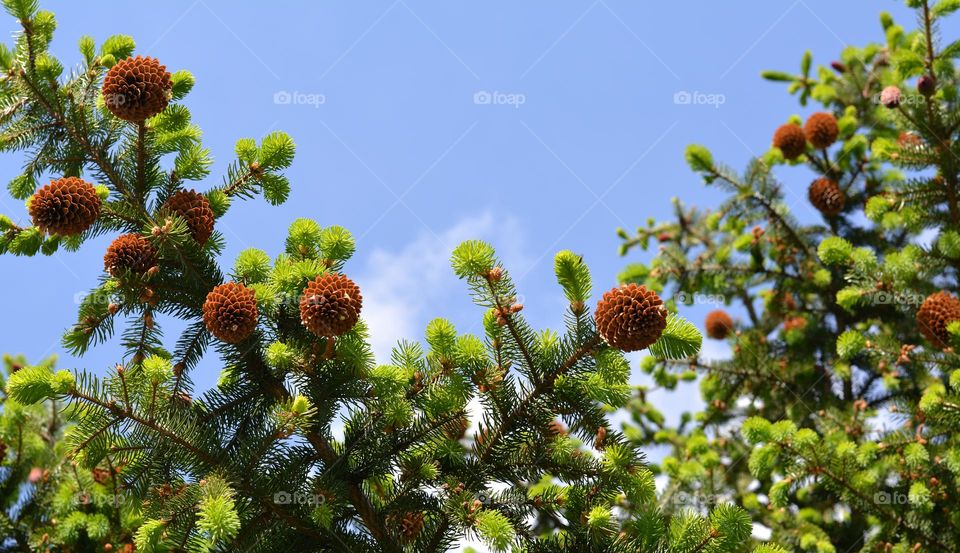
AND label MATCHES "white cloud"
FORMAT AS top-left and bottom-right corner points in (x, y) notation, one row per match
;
(356, 212), (530, 363)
